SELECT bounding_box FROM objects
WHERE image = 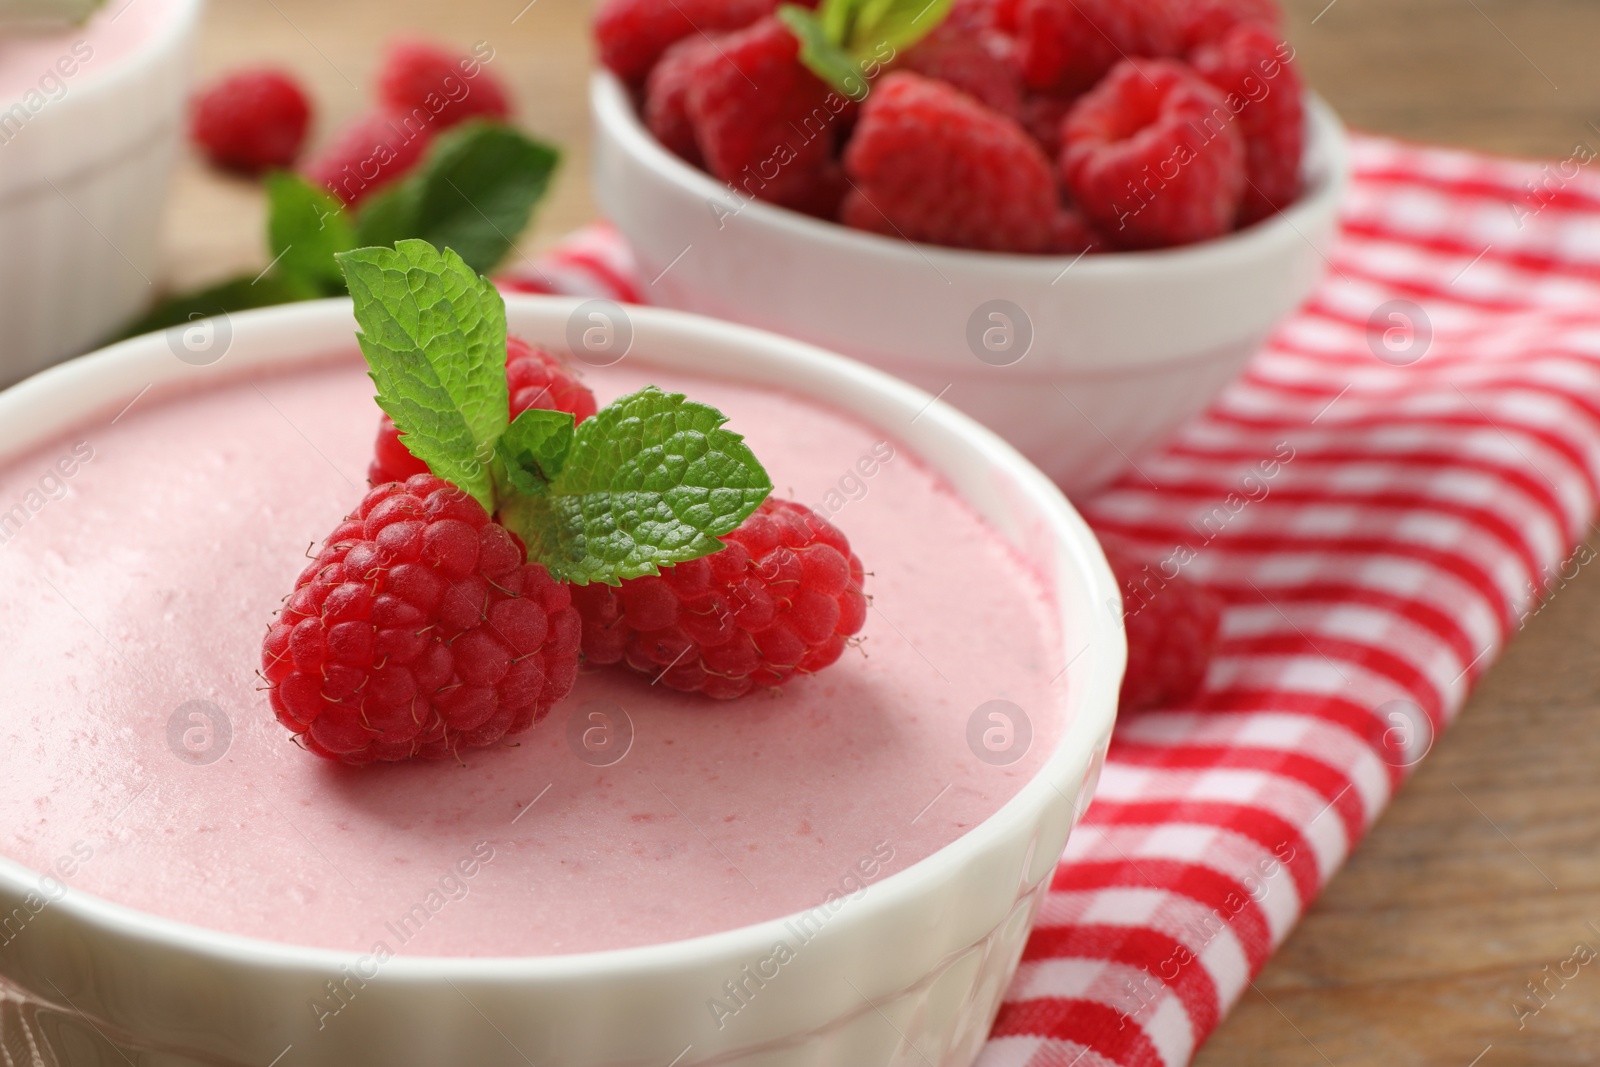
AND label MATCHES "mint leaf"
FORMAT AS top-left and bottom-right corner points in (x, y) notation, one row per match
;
(495, 408), (575, 498)
(778, 6), (868, 100)
(115, 272), (313, 341)
(266, 172), (356, 296)
(780, 0), (953, 93)
(336, 240), (509, 510)
(855, 0), (953, 54)
(353, 122), (561, 275)
(500, 387), (773, 584)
